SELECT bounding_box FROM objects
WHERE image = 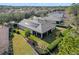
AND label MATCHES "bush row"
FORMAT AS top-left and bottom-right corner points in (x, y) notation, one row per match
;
(47, 37), (62, 52)
(28, 35), (49, 55)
